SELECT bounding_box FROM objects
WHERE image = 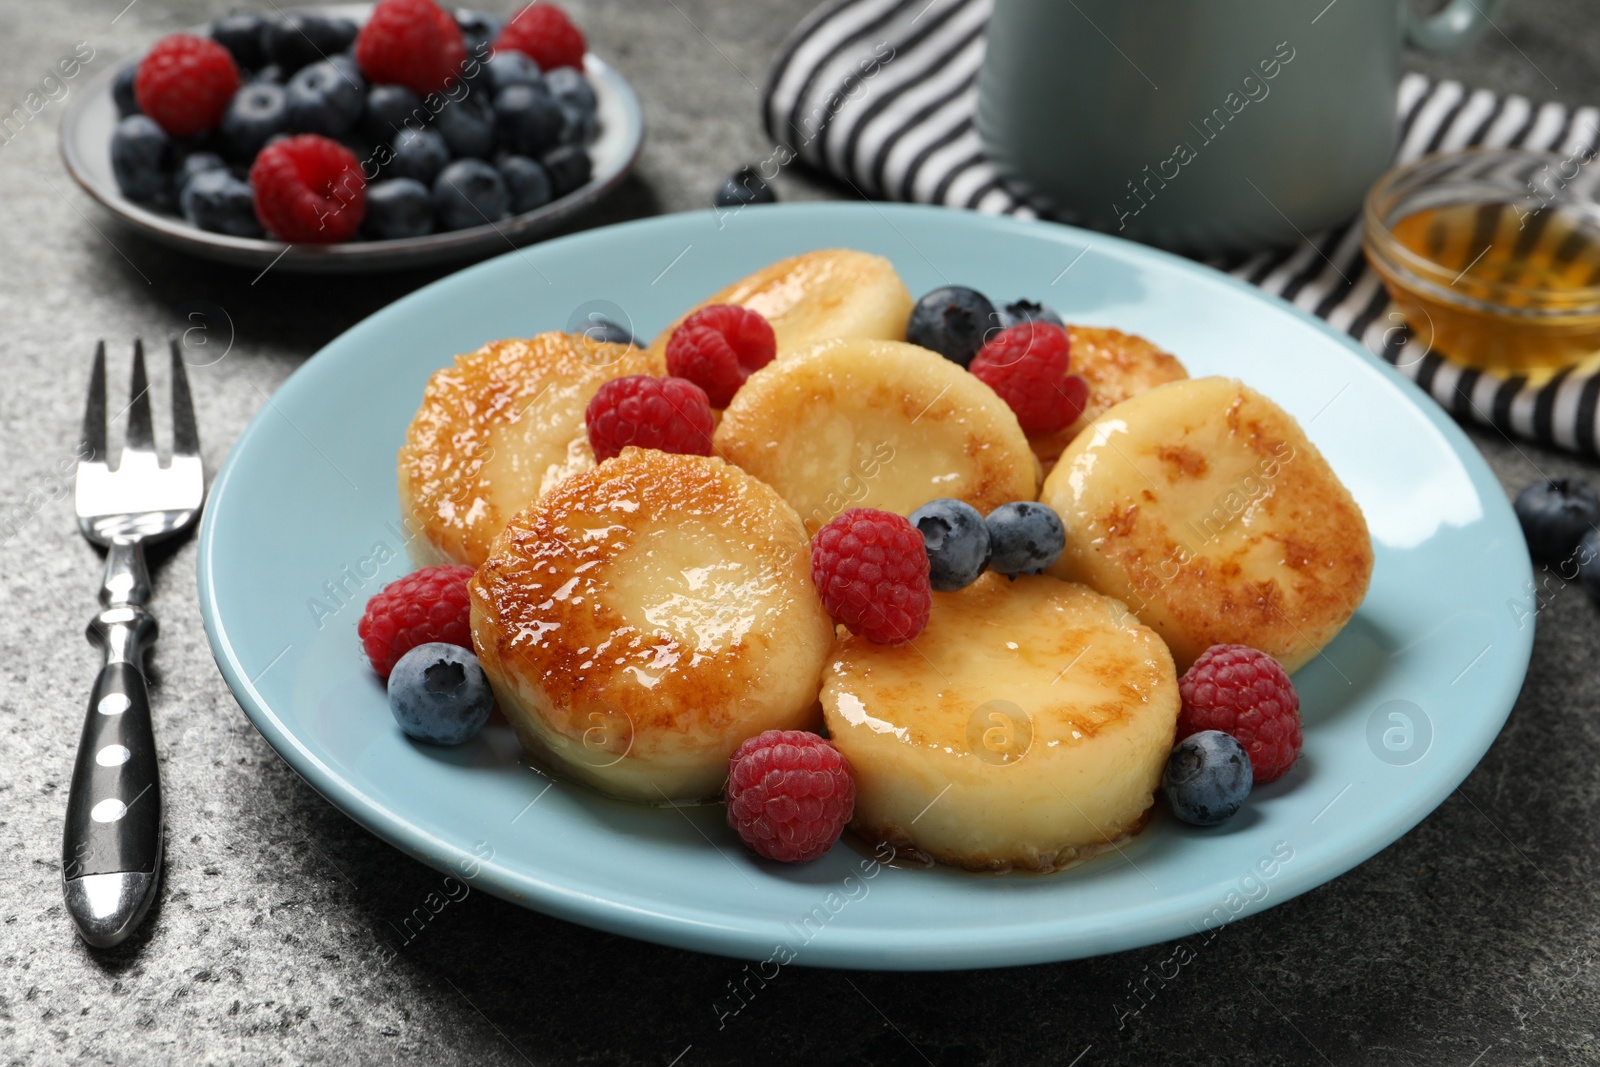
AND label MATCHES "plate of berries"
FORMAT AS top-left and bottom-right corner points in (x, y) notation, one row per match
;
(197, 203), (1534, 968)
(59, 1), (642, 272)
